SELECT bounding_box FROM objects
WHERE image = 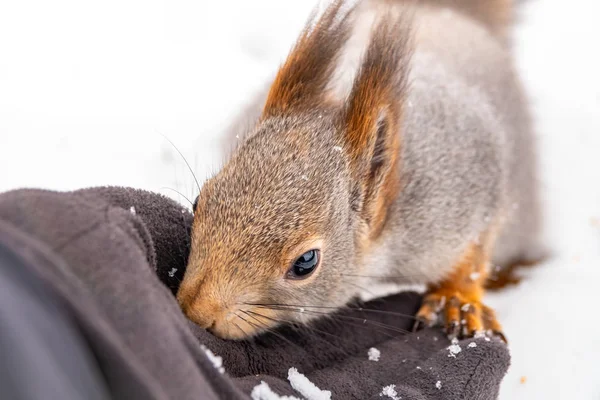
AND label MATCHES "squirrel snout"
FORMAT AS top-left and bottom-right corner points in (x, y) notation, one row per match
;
(177, 285), (219, 330)
(177, 280), (279, 339)
(177, 281), (256, 339)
